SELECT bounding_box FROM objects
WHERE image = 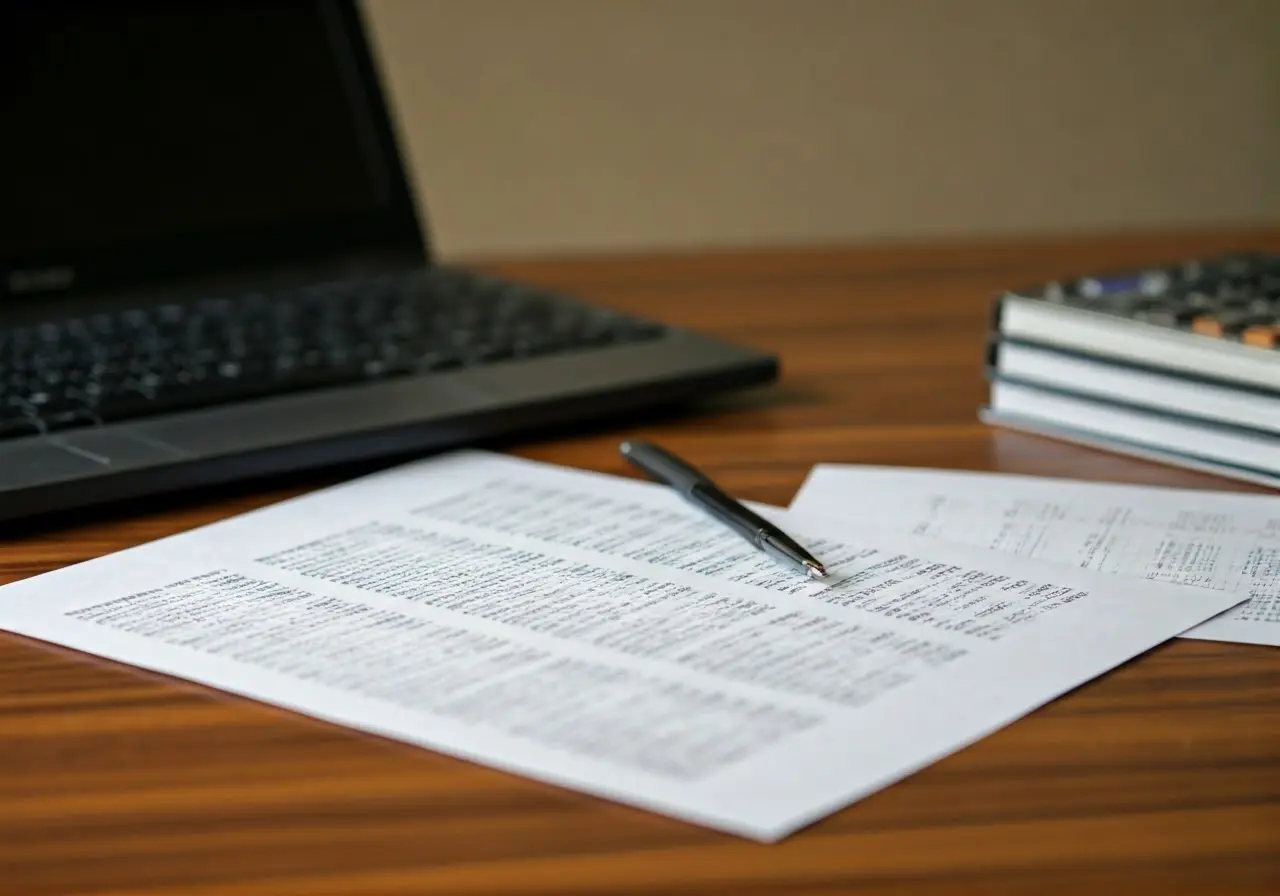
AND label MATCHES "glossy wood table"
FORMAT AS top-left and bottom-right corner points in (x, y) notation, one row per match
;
(4, 231), (1279, 895)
